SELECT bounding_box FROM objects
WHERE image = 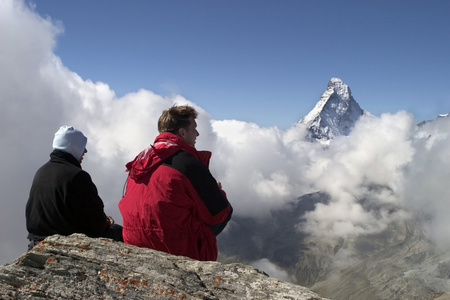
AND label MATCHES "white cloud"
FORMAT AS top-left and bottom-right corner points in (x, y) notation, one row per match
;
(300, 112), (416, 239)
(211, 120), (313, 218)
(402, 117), (450, 249)
(250, 258), (293, 283)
